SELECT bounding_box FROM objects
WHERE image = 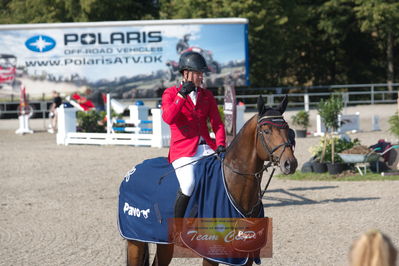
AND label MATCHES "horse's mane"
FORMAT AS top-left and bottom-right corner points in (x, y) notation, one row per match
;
(226, 114), (257, 152)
